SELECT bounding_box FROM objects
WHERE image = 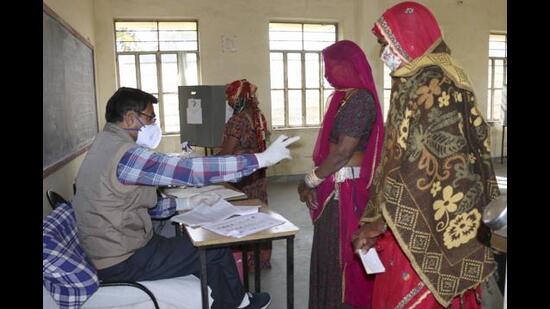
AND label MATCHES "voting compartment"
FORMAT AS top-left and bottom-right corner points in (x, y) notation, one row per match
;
(178, 85), (232, 148)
